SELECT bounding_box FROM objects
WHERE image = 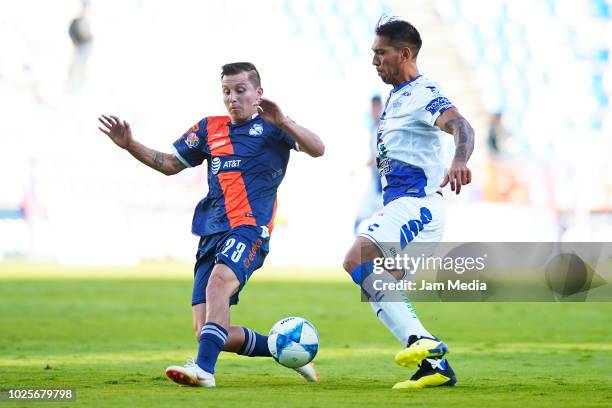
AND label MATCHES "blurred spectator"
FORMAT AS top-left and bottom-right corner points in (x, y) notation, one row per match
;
(354, 95), (384, 232)
(67, 1), (93, 91)
(485, 112), (529, 203)
(368, 95), (383, 190)
(487, 112), (510, 159)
